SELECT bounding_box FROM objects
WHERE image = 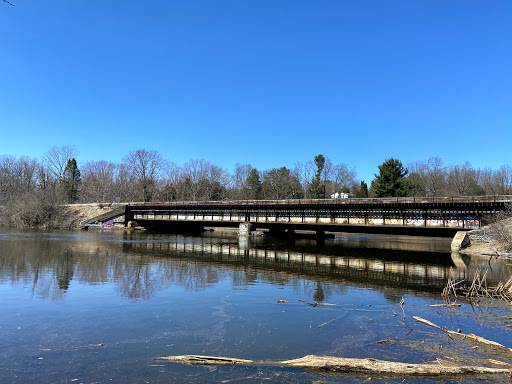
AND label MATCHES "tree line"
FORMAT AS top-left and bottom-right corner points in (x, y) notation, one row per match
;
(0, 146), (511, 227)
